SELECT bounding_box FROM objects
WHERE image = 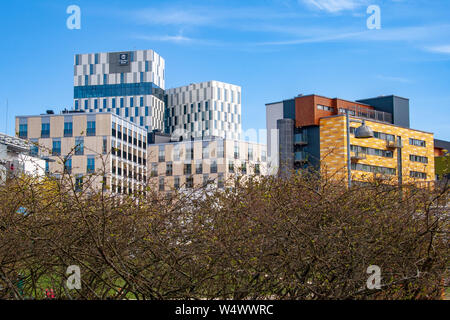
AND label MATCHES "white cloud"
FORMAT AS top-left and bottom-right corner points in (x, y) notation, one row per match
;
(426, 45), (450, 54)
(300, 0), (366, 12)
